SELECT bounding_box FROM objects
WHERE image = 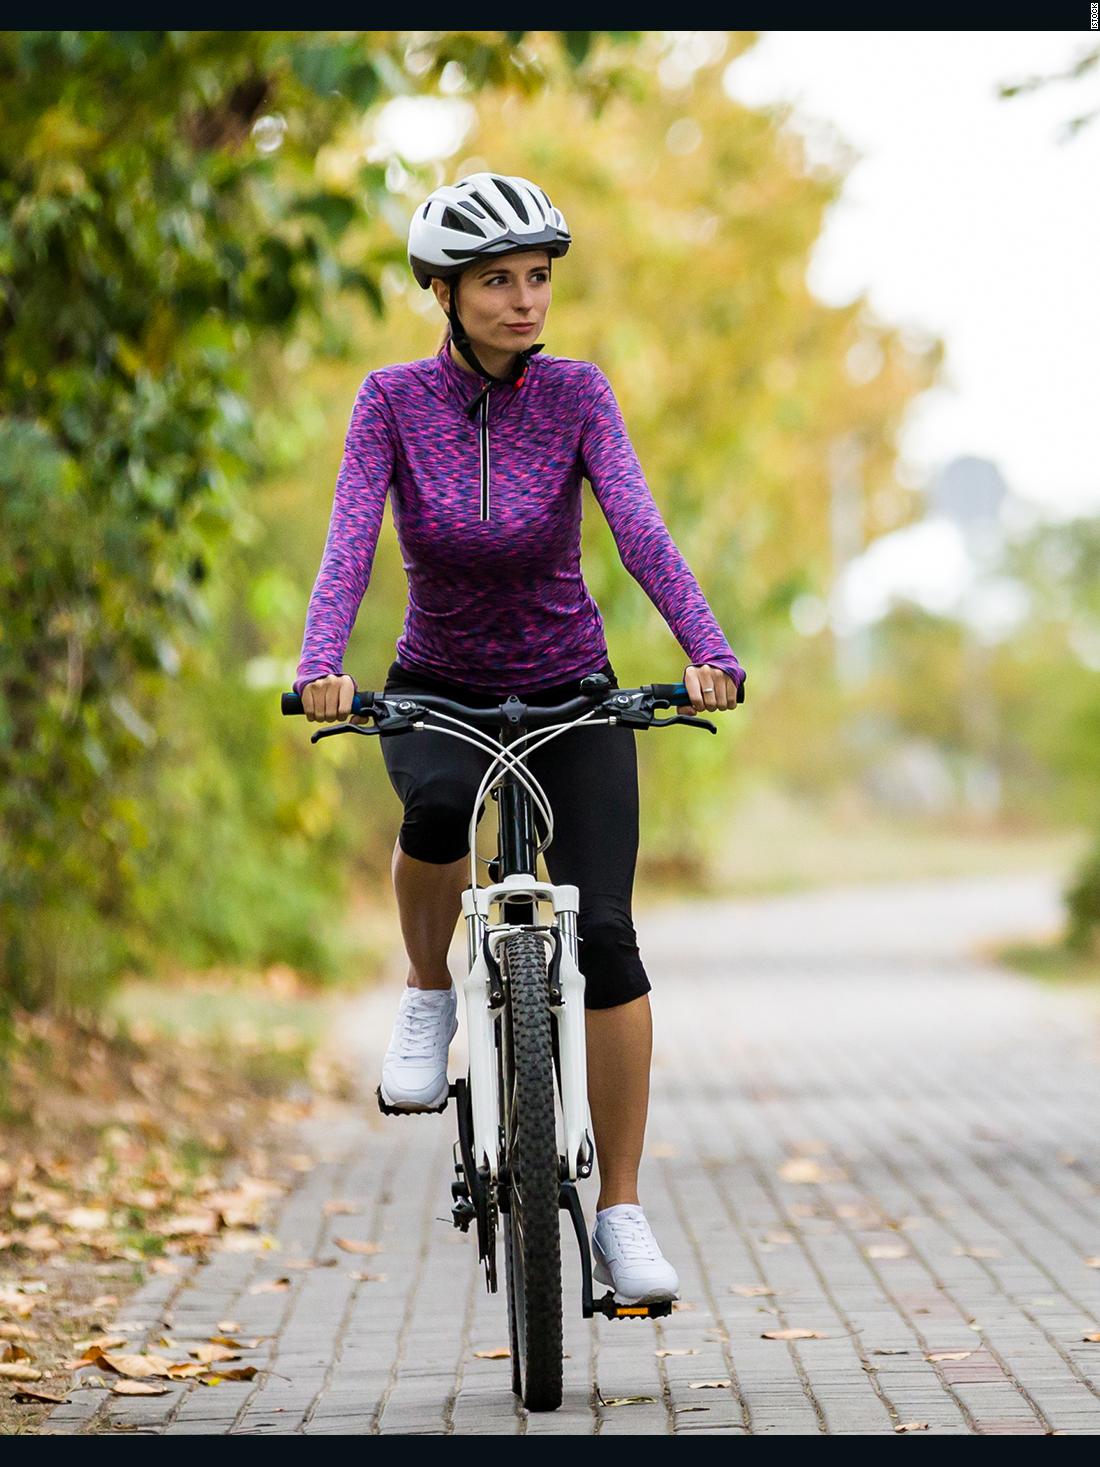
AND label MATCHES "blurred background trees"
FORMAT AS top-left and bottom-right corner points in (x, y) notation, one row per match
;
(2, 29), (1096, 1029)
